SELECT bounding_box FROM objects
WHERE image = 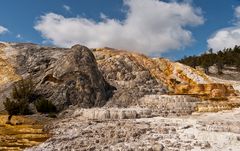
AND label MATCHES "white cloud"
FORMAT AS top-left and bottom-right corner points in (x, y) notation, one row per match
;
(63, 5), (71, 12)
(207, 6), (240, 52)
(35, 0), (203, 54)
(0, 25), (8, 35)
(208, 27), (240, 51)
